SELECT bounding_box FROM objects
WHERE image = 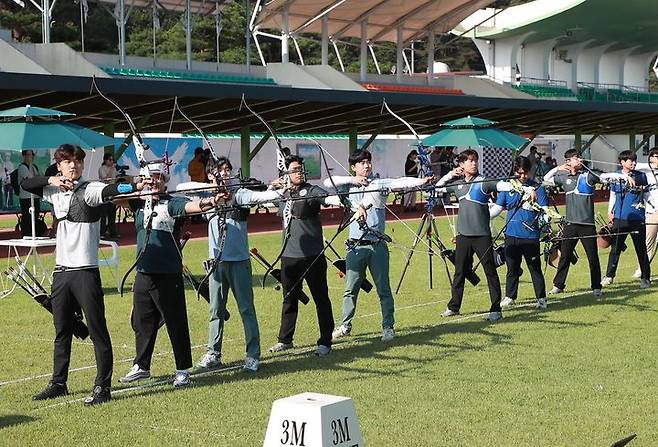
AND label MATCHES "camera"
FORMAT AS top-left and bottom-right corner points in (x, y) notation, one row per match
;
(115, 165), (130, 183)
